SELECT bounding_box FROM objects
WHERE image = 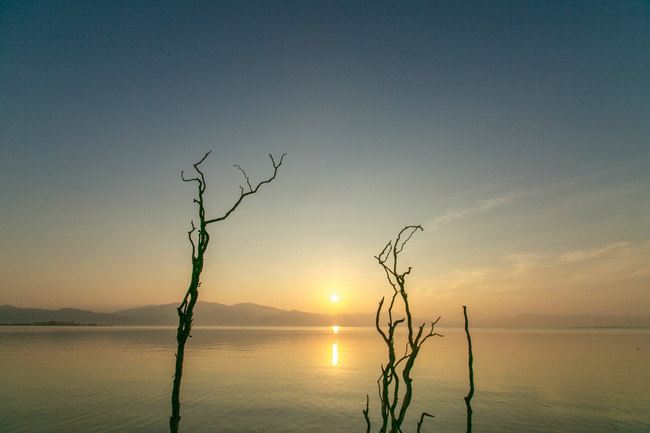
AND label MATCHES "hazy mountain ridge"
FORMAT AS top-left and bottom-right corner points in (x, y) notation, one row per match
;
(115, 302), (290, 325)
(0, 303), (369, 326)
(0, 305), (129, 325)
(1, 303), (649, 328)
